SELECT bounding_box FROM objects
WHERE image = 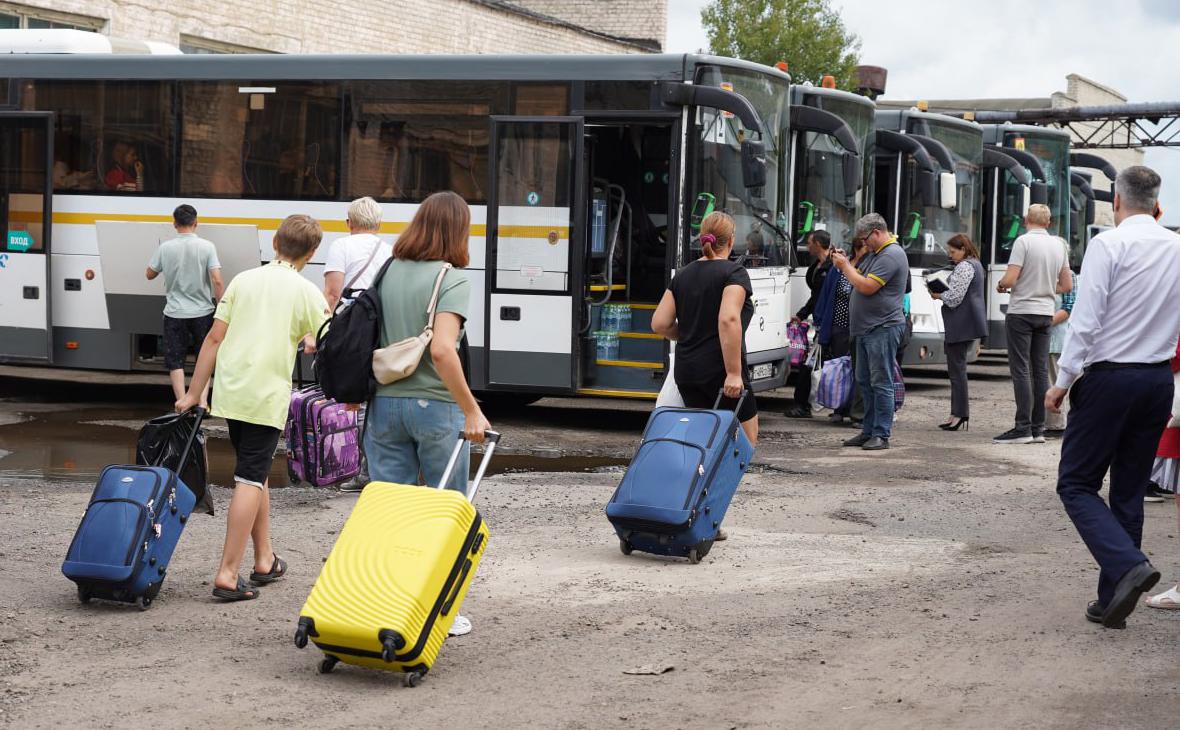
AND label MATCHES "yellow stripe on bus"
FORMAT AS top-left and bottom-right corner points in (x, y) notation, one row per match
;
(576, 387), (659, 400)
(596, 359), (663, 369)
(617, 332), (661, 340)
(11, 210), (568, 240)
